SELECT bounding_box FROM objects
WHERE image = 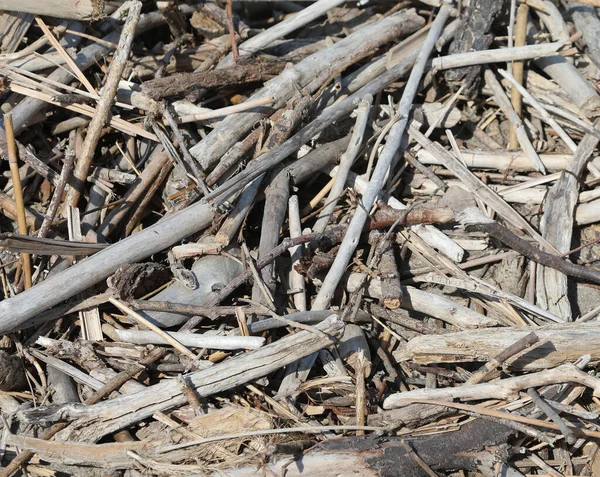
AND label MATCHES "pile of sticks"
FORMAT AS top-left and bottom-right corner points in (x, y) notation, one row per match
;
(1, 0), (600, 475)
